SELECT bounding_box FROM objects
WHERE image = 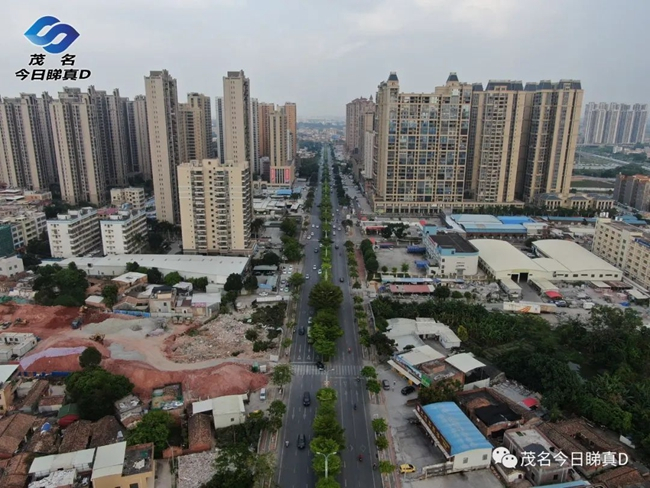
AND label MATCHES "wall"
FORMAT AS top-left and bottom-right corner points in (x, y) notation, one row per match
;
(450, 447), (492, 472)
